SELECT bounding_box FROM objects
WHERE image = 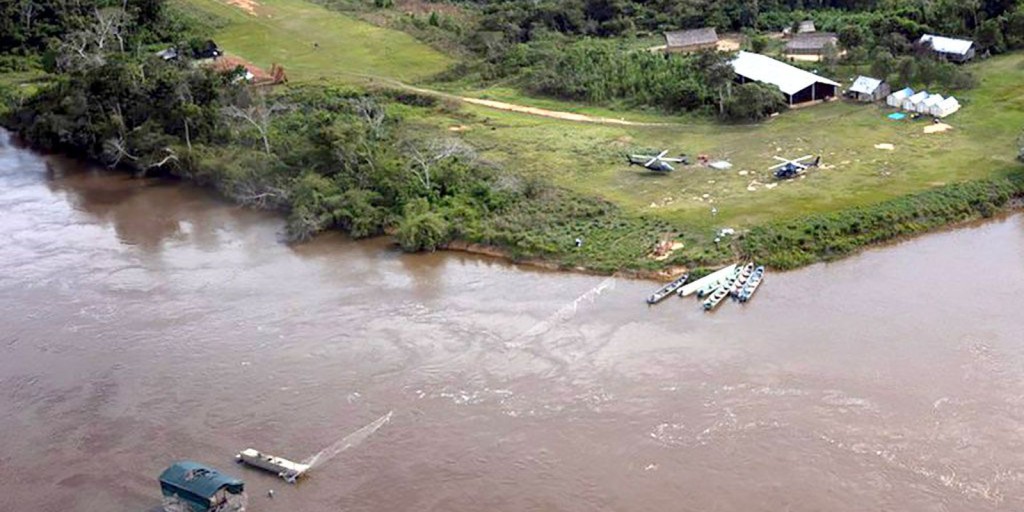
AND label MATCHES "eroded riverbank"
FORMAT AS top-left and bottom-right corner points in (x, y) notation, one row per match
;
(2, 130), (1024, 511)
